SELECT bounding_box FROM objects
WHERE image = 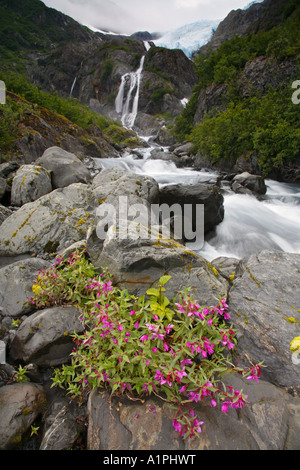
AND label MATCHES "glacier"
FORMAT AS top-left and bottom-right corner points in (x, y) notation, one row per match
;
(153, 19), (220, 58)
